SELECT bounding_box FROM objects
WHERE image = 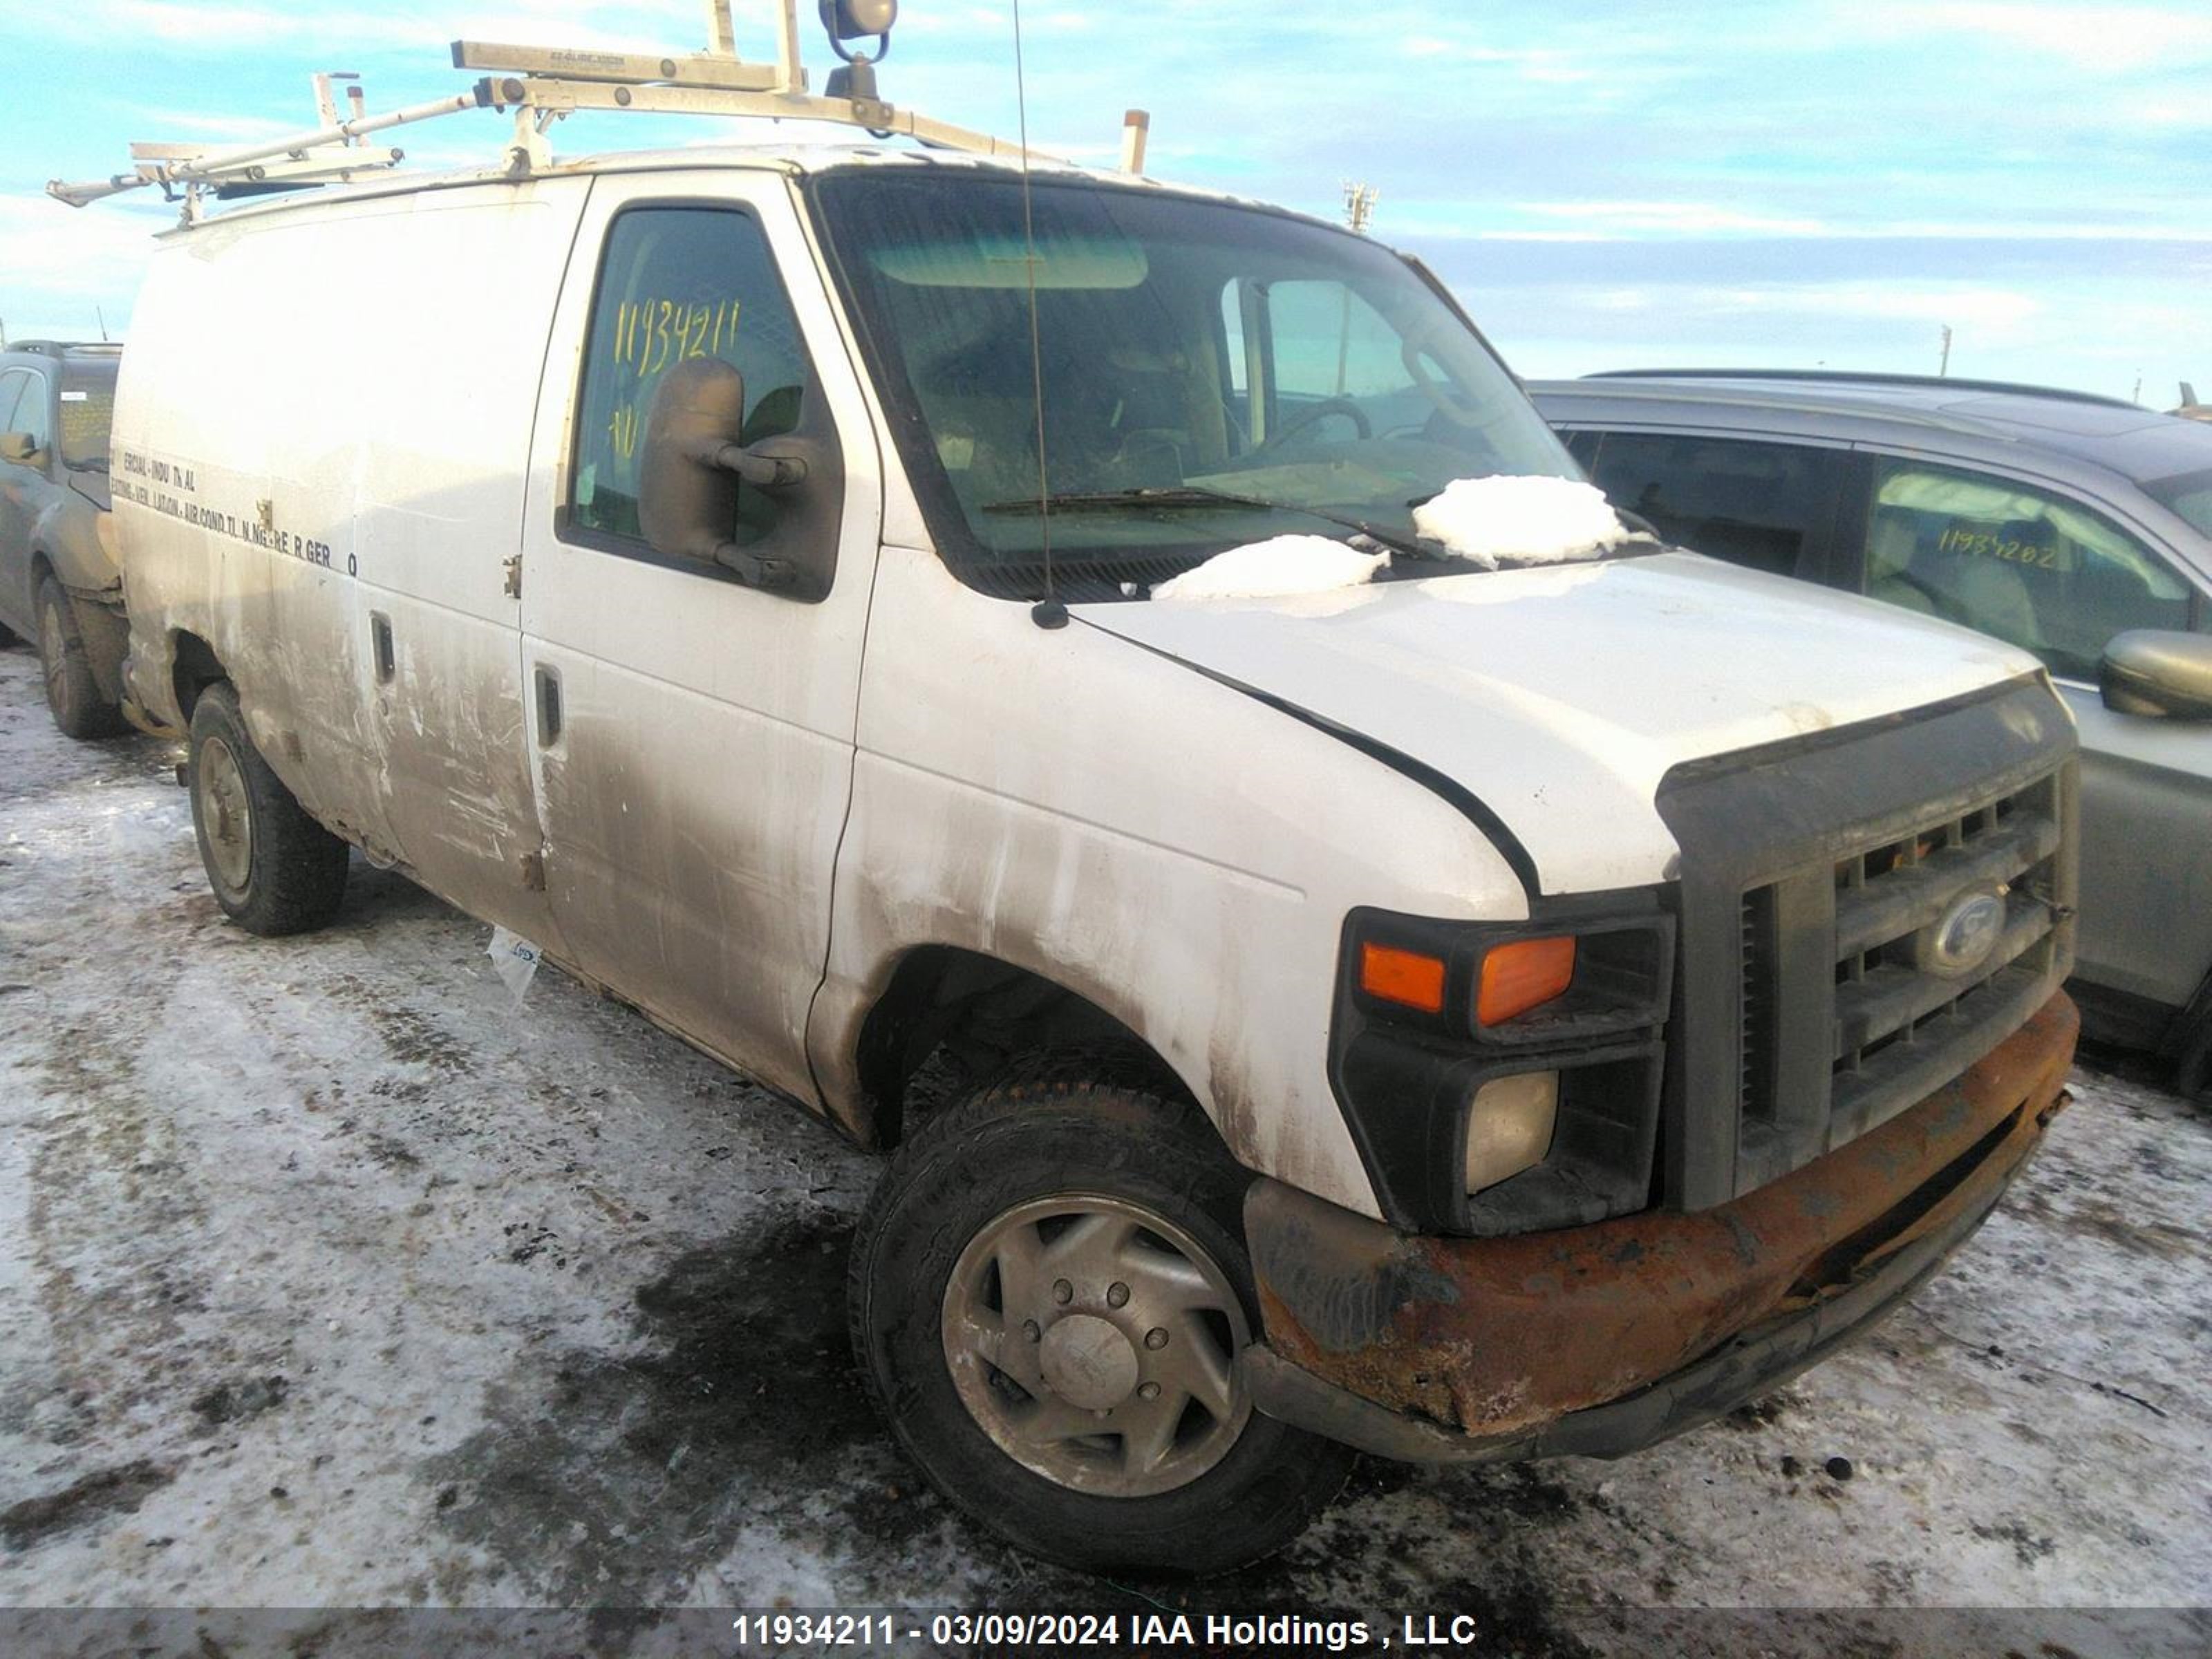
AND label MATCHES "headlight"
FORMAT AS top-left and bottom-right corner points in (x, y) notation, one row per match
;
(1331, 901), (1676, 1235)
(1465, 1070), (1559, 1192)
